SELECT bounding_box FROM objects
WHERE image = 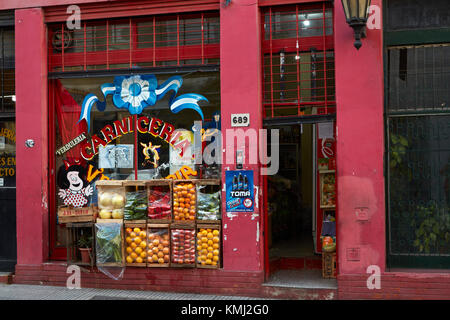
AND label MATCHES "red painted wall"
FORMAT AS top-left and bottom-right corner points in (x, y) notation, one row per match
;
(220, 0), (264, 272)
(15, 8), (49, 265)
(334, 0), (386, 275)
